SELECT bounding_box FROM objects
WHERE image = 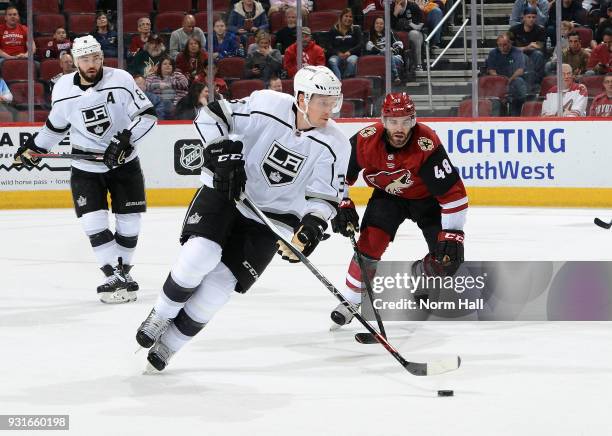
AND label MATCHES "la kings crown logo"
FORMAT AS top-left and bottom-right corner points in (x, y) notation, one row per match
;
(82, 104), (112, 138)
(261, 141), (306, 187)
